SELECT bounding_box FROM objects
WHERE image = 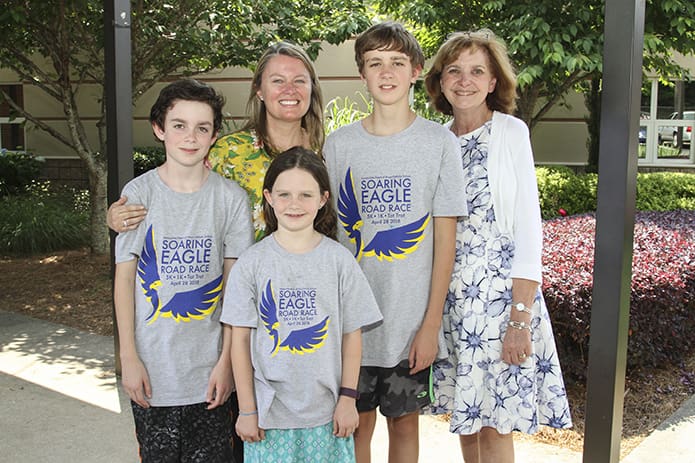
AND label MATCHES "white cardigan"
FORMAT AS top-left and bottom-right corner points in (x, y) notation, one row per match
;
(448, 111), (543, 283)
